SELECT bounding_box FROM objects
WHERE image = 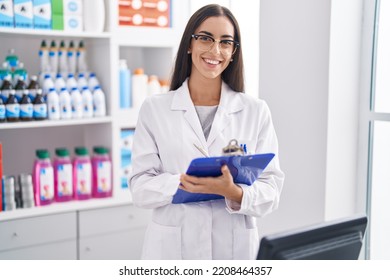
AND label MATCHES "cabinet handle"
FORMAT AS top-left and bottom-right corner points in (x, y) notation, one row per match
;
(128, 214), (134, 220)
(12, 232), (18, 238)
(85, 247), (91, 252)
